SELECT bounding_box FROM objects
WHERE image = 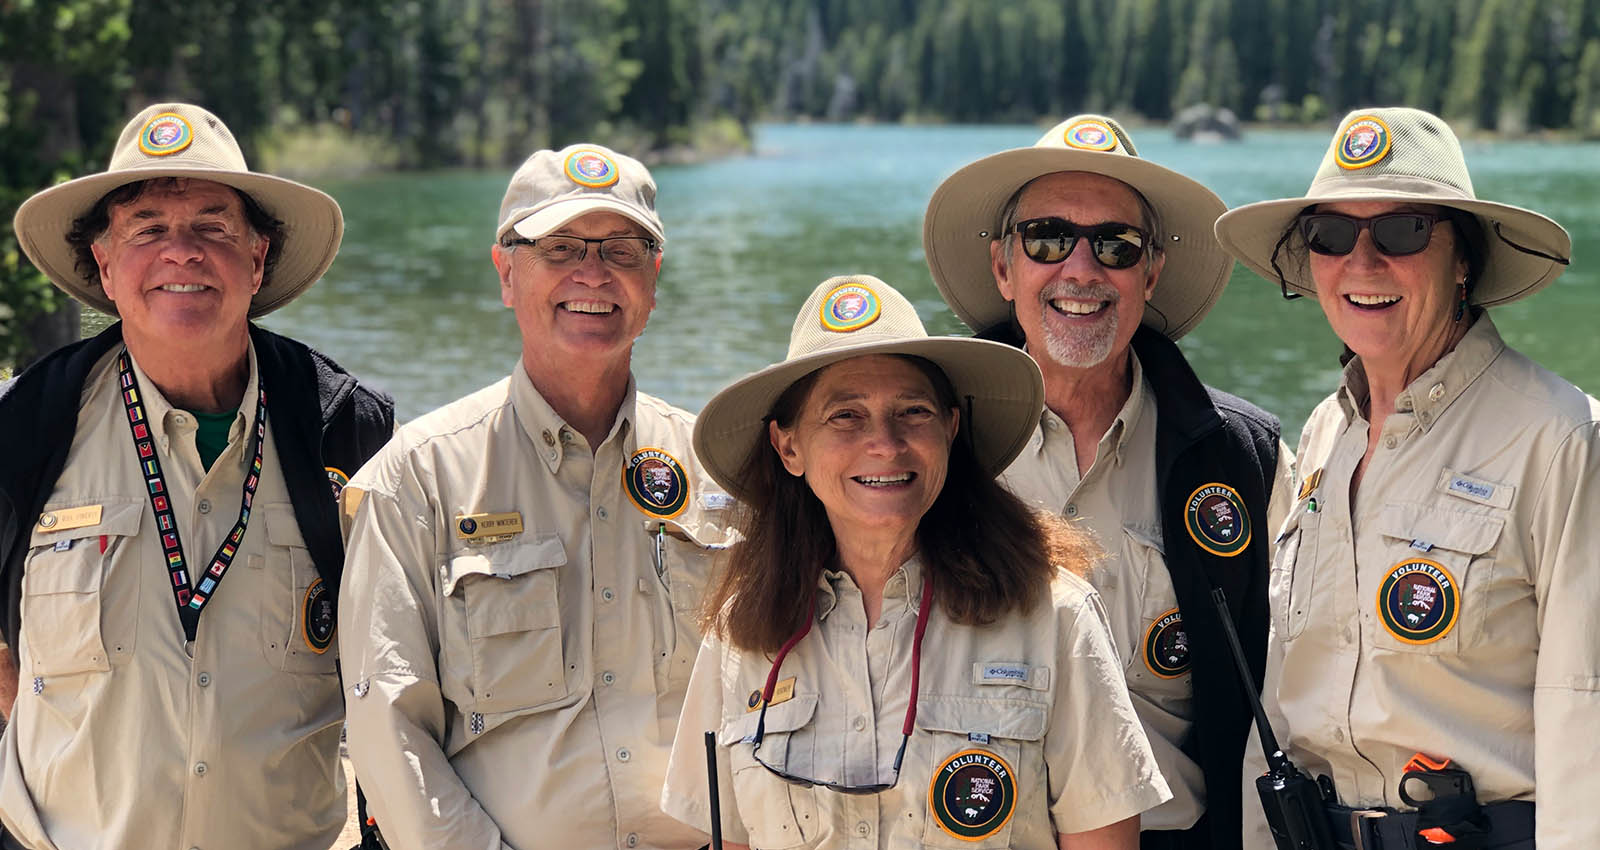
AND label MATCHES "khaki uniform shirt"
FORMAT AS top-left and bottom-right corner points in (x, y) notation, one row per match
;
(0, 344), (345, 850)
(661, 559), (1172, 849)
(1244, 316), (1600, 849)
(340, 365), (732, 850)
(1000, 354), (1293, 831)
